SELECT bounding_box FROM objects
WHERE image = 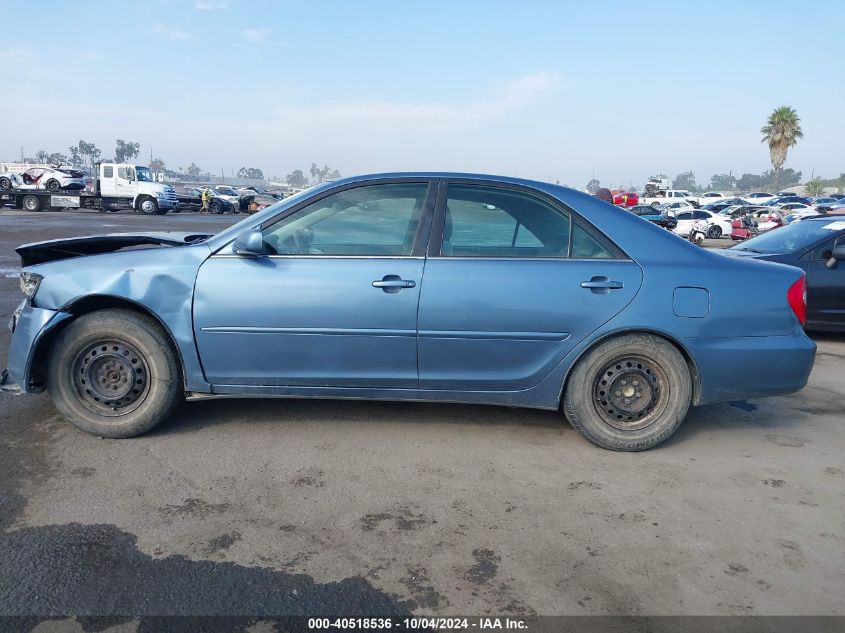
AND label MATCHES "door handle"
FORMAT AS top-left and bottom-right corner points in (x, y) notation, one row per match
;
(581, 276), (623, 294)
(373, 275), (416, 293)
